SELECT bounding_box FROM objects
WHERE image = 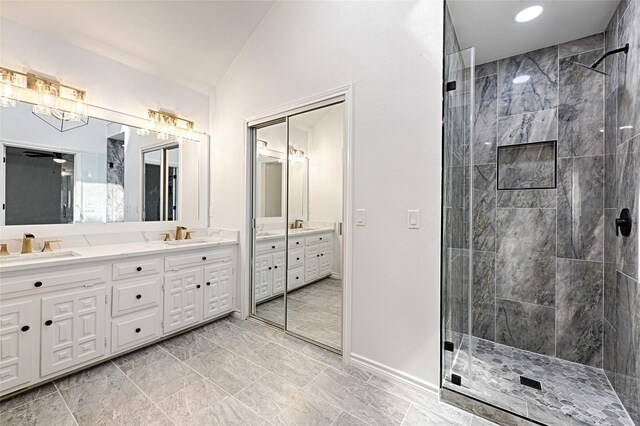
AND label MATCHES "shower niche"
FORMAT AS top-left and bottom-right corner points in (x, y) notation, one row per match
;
(496, 140), (557, 190)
